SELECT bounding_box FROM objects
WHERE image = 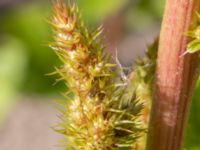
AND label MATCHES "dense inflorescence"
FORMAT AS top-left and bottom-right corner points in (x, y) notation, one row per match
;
(130, 39), (158, 127)
(50, 1), (146, 149)
(129, 39), (158, 150)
